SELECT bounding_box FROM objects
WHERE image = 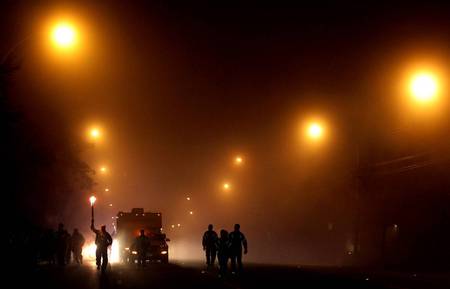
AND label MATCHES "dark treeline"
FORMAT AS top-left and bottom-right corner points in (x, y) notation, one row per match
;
(1, 62), (94, 266)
